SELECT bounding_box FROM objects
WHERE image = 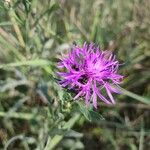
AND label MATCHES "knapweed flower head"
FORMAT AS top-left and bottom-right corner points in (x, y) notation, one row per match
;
(58, 42), (123, 108)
